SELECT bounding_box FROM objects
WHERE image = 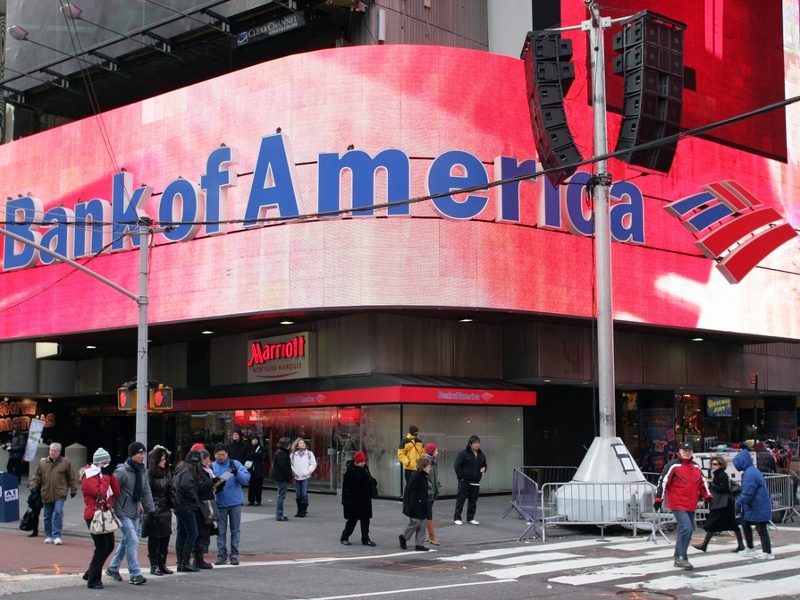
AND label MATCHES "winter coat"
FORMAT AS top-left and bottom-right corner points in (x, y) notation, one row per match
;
(145, 451), (173, 537)
(290, 450), (317, 481)
(397, 433), (425, 472)
(425, 455), (440, 501)
(245, 443), (265, 478)
(30, 455), (78, 503)
(212, 458), (250, 508)
(269, 447), (292, 483)
(227, 440), (248, 465)
(702, 468), (738, 533)
(173, 462), (201, 512)
(454, 446), (488, 484)
(655, 456), (712, 511)
(113, 459), (155, 519)
(756, 448), (777, 473)
(402, 470), (429, 519)
(341, 461), (373, 520)
(733, 449), (772, 522)
(9, 429), (26, 459)
(81, 468), (121, 521)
